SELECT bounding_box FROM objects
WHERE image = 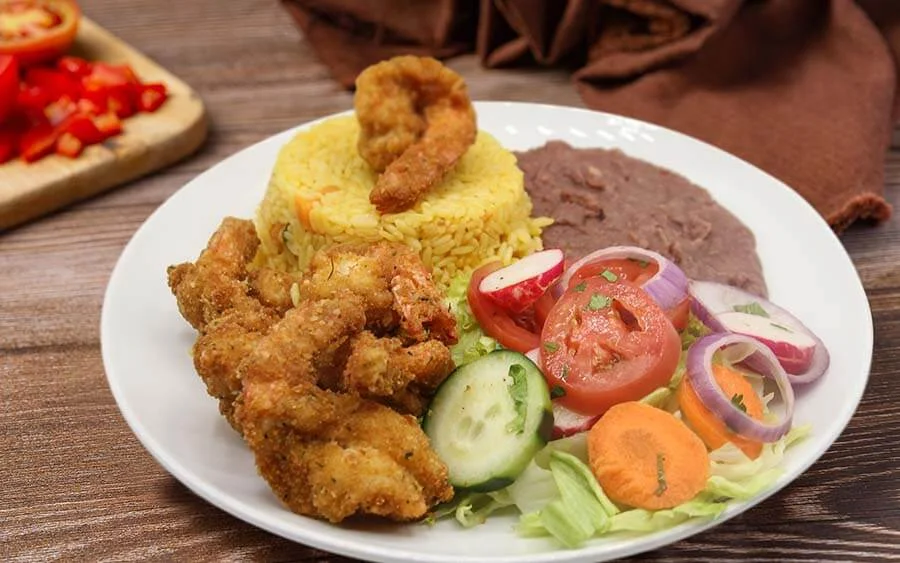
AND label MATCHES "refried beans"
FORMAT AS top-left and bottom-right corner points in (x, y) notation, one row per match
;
(517, 141), (767, 297)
